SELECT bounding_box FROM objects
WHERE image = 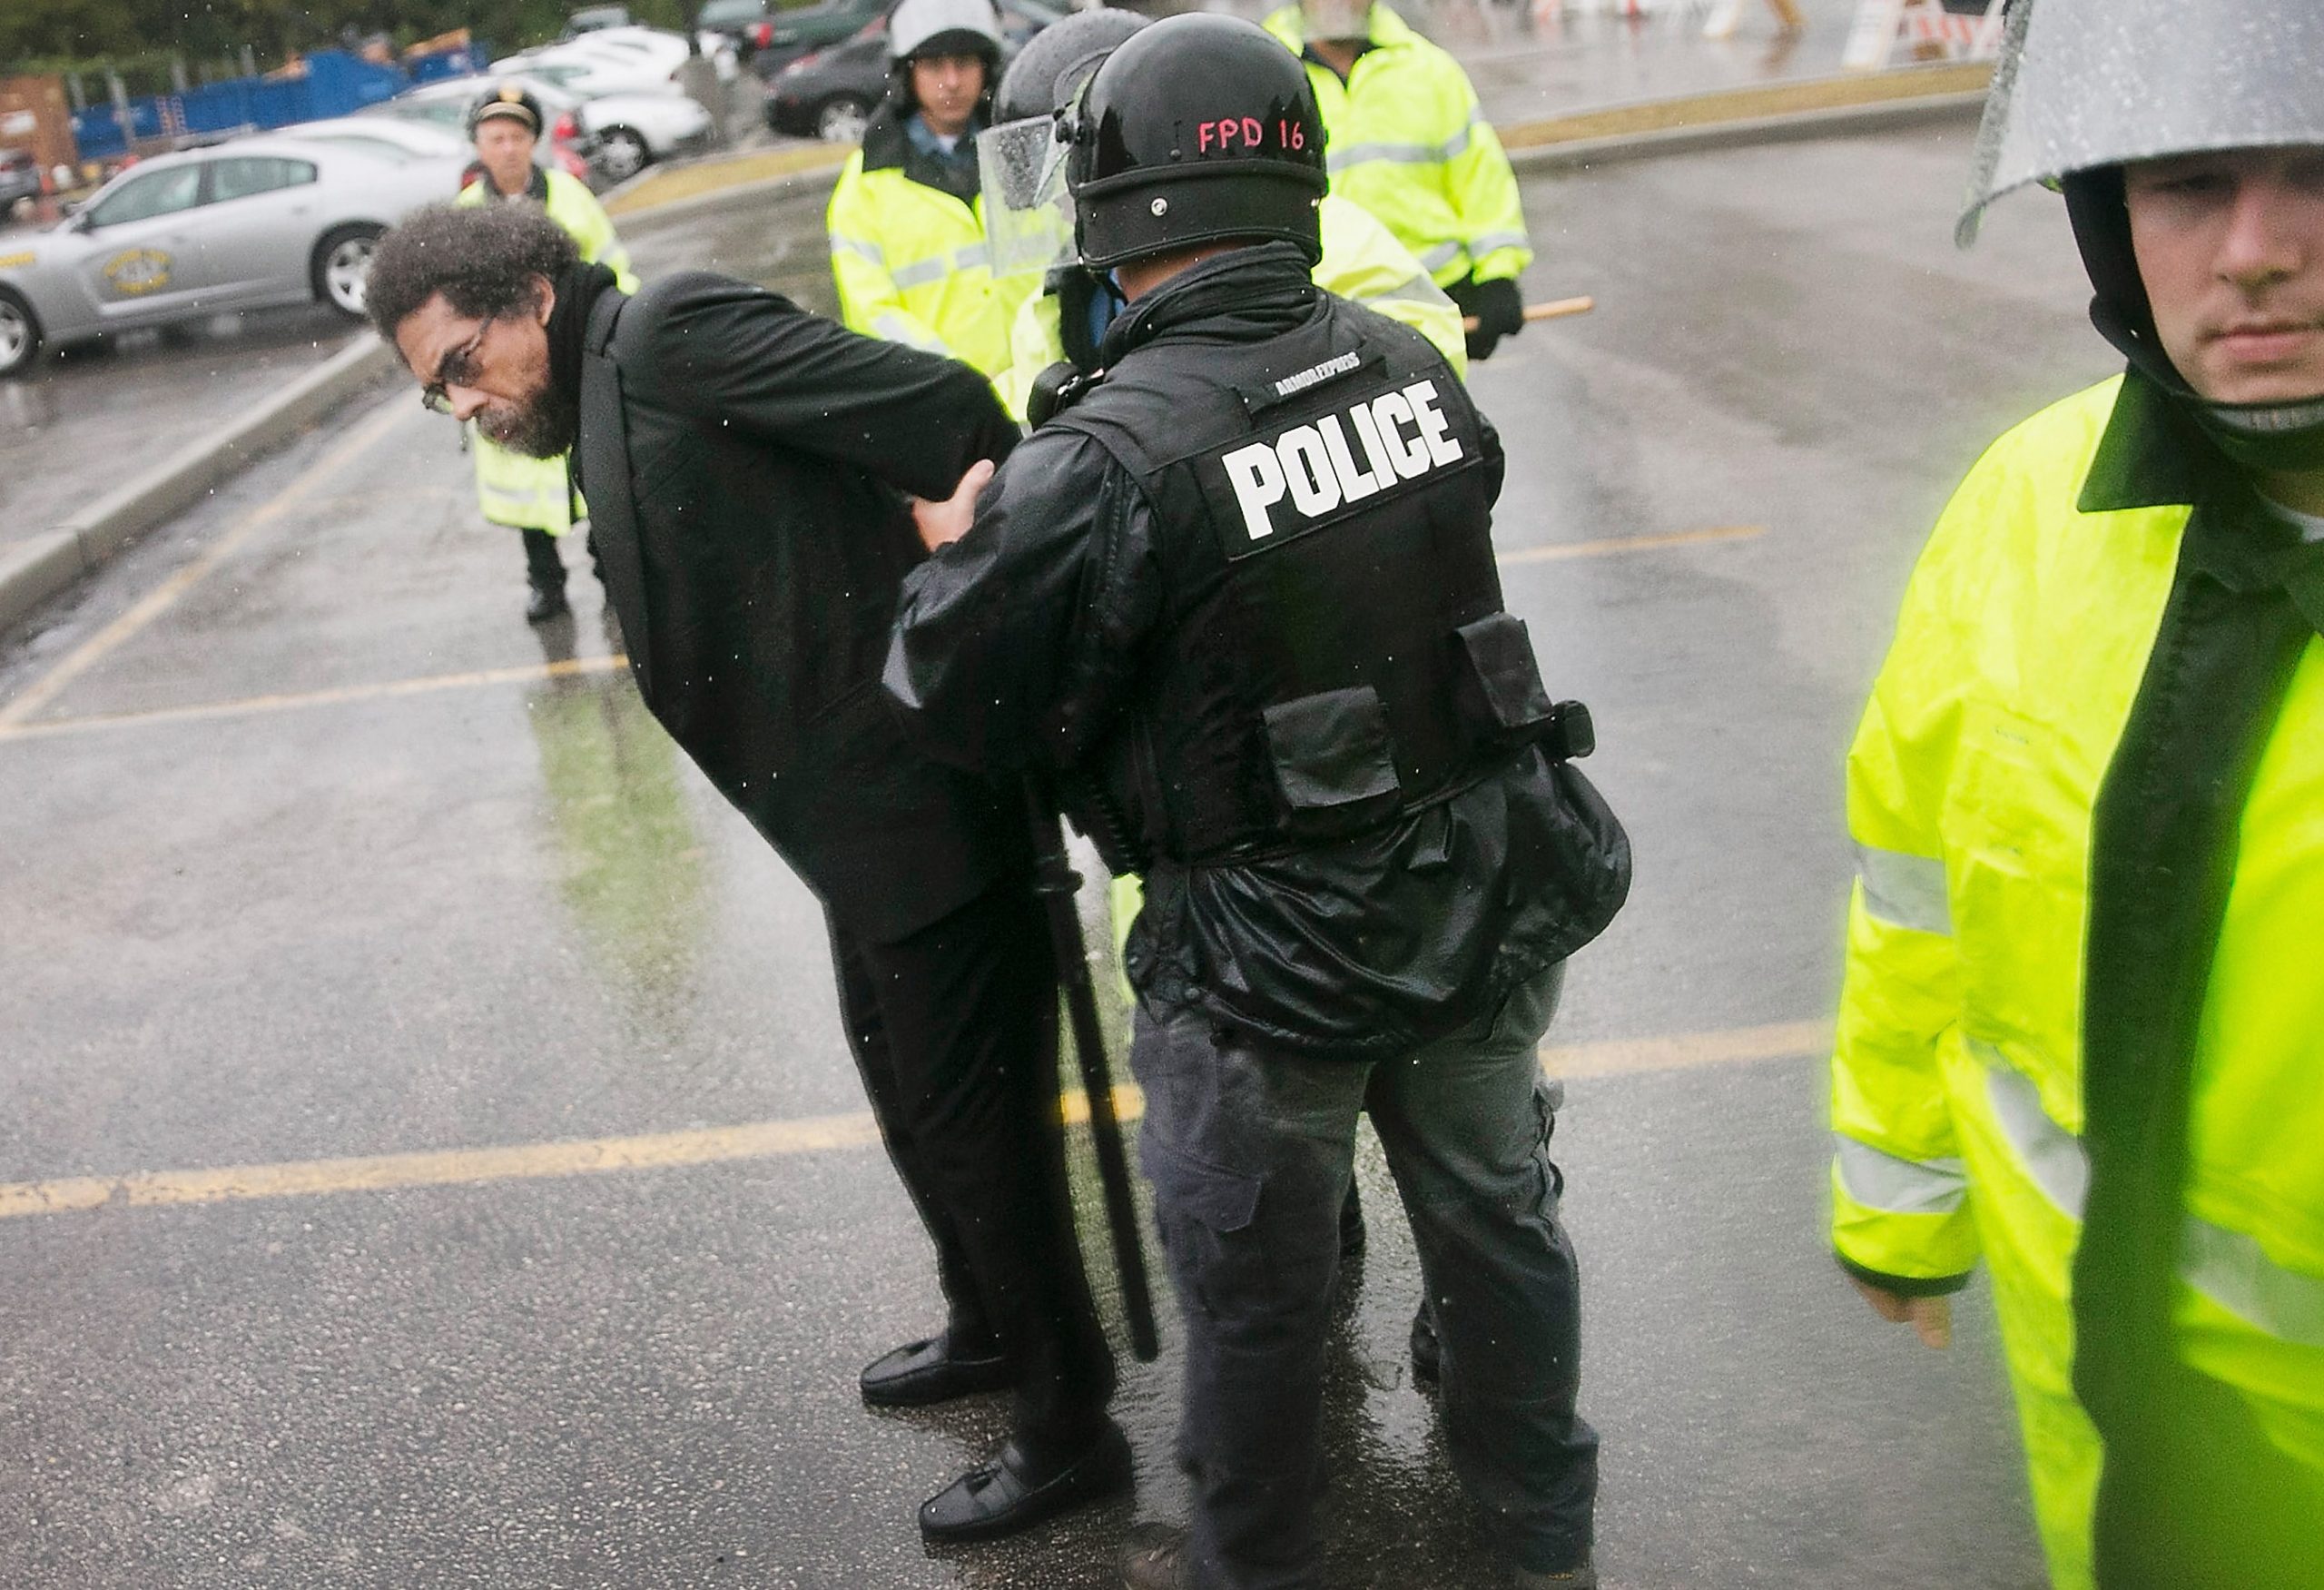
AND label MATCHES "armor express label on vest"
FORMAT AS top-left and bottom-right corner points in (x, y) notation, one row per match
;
(1207, 379), (1472, 559)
